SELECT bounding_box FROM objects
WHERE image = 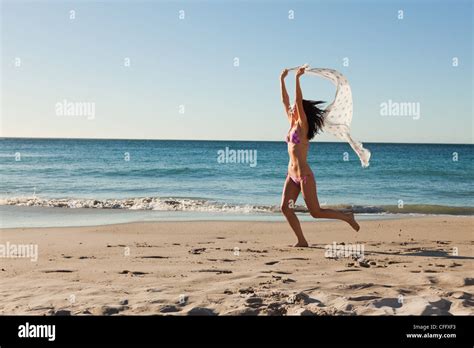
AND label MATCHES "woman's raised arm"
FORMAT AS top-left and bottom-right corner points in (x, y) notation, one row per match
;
(295, 67), (307, 127)
(280, 69), (291, 117)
